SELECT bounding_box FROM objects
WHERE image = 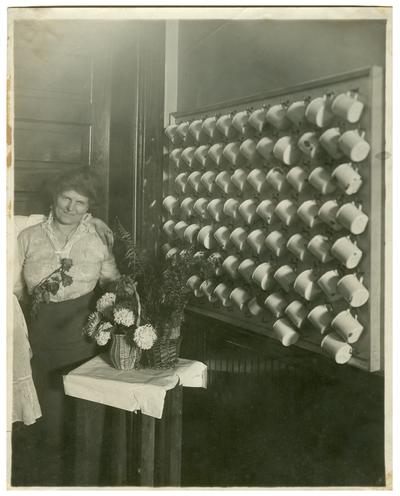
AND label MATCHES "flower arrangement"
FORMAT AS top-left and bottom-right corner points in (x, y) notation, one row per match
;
(113, 220), (216, 342)
(31, 258), (73, 317)
(83, 275), (157, 352)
